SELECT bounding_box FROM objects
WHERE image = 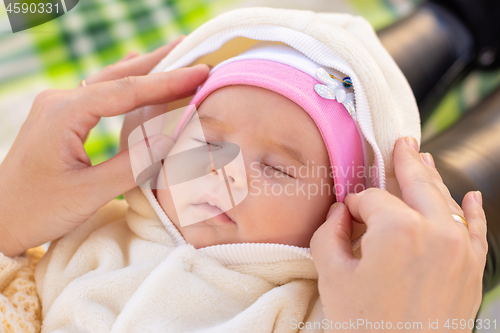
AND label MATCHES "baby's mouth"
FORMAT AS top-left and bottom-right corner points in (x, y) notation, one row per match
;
(191, 195), (236, 225)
